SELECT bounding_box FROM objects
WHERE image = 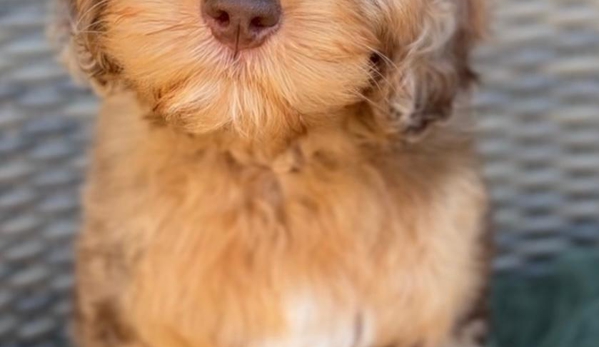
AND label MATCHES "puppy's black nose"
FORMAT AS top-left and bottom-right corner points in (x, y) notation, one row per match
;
(203, 0), (282, 51)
